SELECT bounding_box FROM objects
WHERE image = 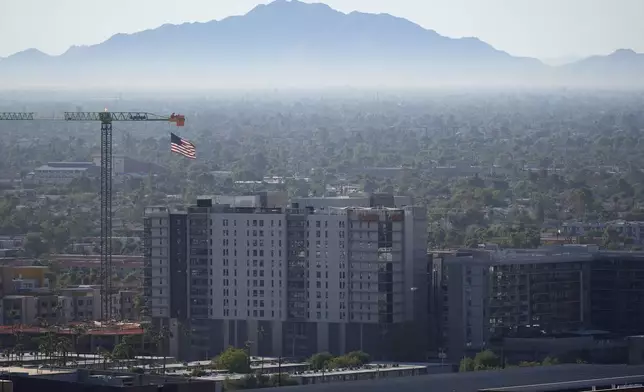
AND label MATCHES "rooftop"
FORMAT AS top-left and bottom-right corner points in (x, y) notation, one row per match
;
(0, 322), (143, 336)
(0, 366), (72, 376)
(34, 165), (93, 172)
(436, 246), (644, 265)
(479, 375), (644, 391)
(269, 364), (644, 392)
